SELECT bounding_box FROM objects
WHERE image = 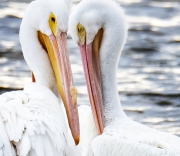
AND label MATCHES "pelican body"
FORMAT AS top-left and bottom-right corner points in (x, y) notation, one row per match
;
(69, 0), (180, 155)
(0, 0), (80, 155)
